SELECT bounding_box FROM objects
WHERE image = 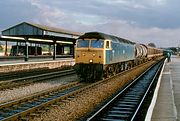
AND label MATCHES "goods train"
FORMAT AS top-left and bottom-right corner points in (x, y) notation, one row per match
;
(74, 32), (163, 81)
